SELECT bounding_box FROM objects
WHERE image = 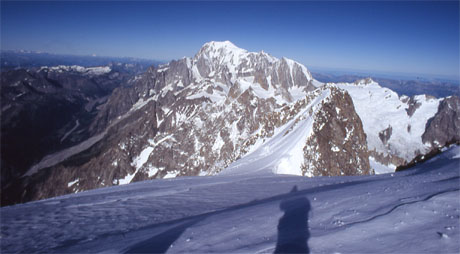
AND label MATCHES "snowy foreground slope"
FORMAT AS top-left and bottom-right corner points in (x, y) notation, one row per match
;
(2, 146), (459, 253)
